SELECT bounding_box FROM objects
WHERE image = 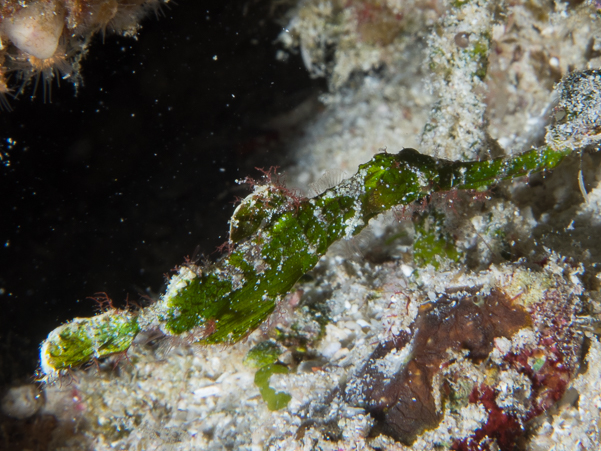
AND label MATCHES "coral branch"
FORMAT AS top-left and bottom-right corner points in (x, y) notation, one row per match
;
(420, 0), (494, 160)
